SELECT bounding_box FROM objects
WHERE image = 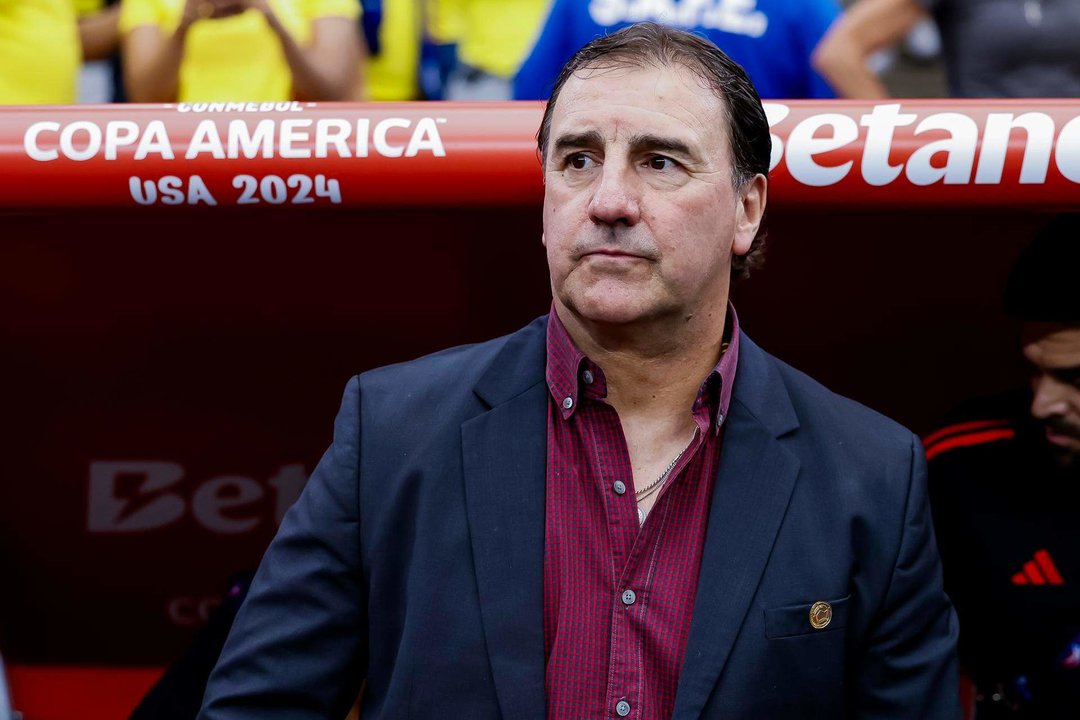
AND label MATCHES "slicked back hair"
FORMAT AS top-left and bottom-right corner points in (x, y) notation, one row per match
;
(536, 22), (771, 279)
